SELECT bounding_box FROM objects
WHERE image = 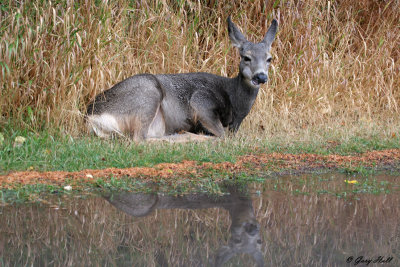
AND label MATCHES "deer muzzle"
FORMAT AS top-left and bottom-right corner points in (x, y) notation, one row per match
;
(251, 73), (268, 85)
